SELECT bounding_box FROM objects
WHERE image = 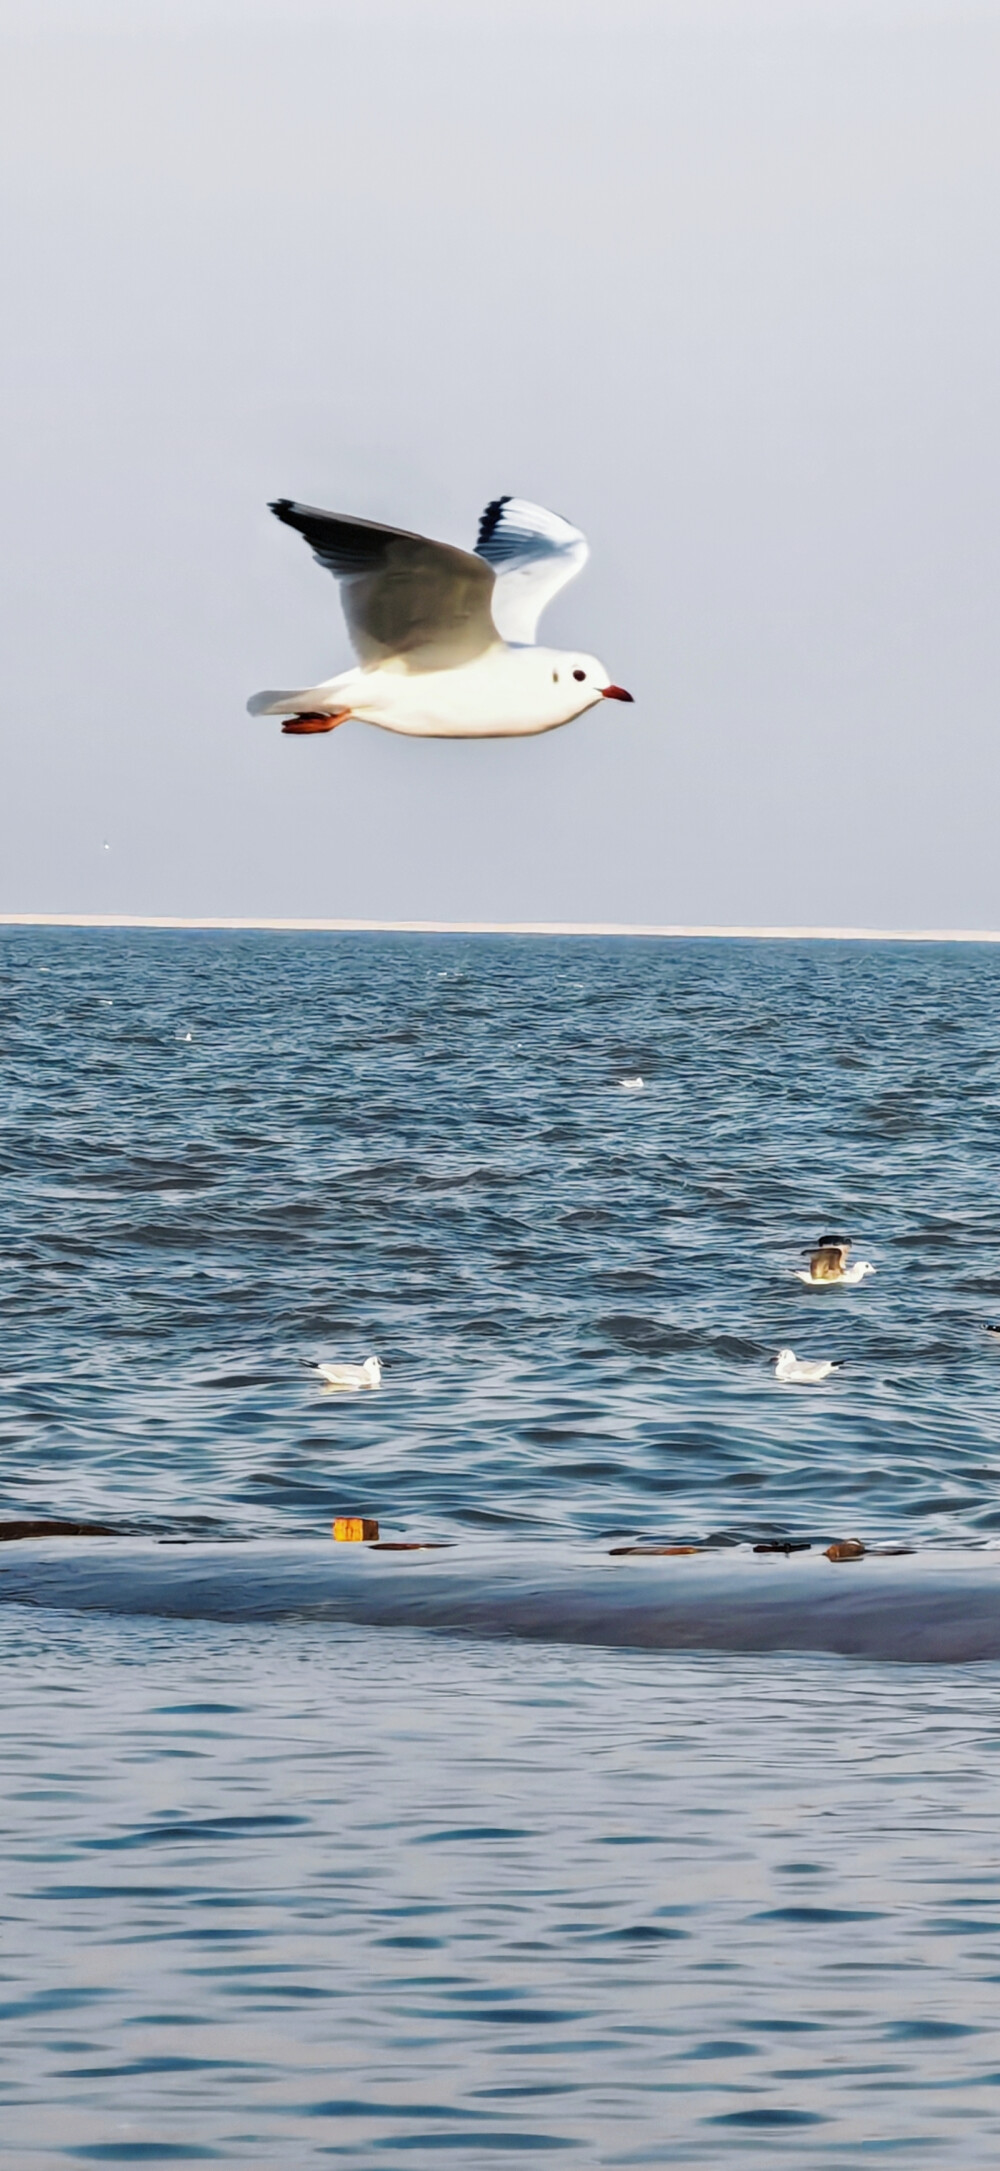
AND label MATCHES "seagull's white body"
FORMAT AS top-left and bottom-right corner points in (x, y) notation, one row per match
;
(315, 1356), (382, 1391)
(249, 496), (632, 741)
(795, 1261), (874, 1287)
(775, 1349), (840, 1383)
(255, 645), (616, 740)
(620, 1076), (644, 1091)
